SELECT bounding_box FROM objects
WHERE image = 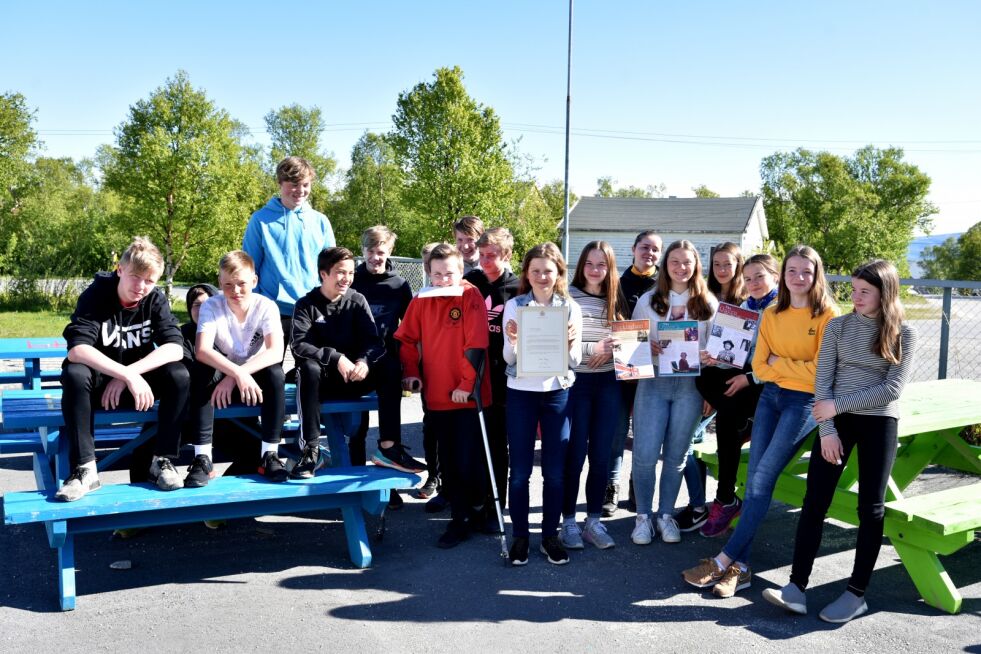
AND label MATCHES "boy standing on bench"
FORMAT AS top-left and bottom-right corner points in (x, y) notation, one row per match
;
(194, 251), (288, 482)
(57, 237), (190, 501)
